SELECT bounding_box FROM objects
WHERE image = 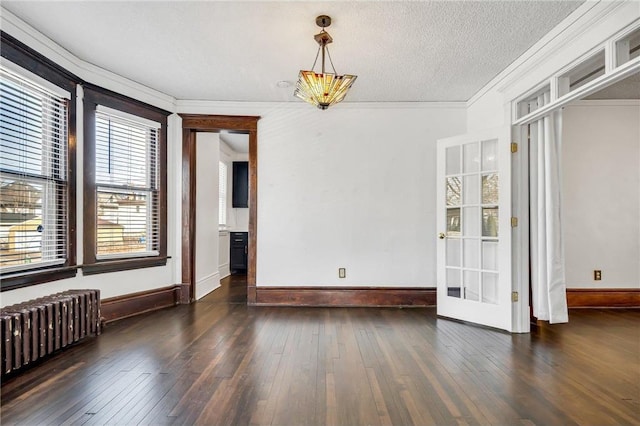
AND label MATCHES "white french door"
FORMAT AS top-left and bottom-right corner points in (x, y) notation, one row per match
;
(436, 128), (513, 332)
